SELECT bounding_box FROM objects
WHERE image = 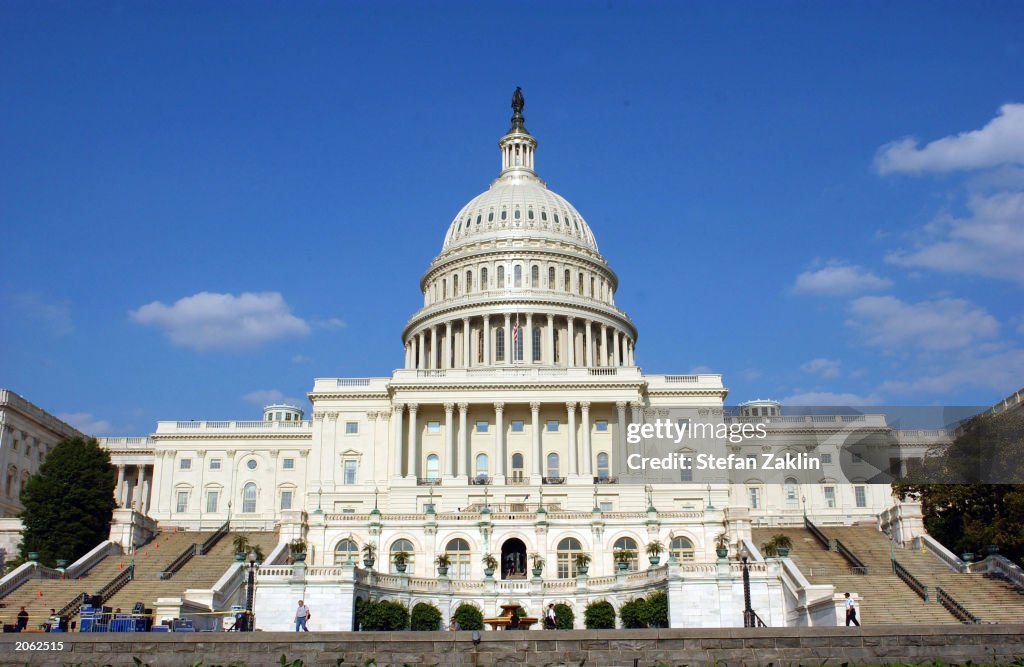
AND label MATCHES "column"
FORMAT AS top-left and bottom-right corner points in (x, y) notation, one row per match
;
(418, 332), (426, 370)
(581, 402), (593, 476)
(599, 323), (608, 367)
(142, 466), (152, 515)
(116, 465), (127, 507)
(546, 314), (554, 365)
(613, 330), (621, 367)
(567, 317), (575, 366)
(137, 466), (148, 513)
(462, 317), (471, 368)
(444, 321), (453, 369)
(132, 466), (143, 510)
(484, 316), (491, 365)
(432, 324), (440, 369)
(458, 403), (469, 478)
(392, 404), (405, 477)
(444, 403), (455, 477)
(583, 320), (592, 367)
(525, 313), (534, 363)
(530, 402), (542, 478)
(406, 404), (419, 479)
(494, 402), (505, 478)
(566, 402), (578, 476)
(503, 313), (511, 363)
